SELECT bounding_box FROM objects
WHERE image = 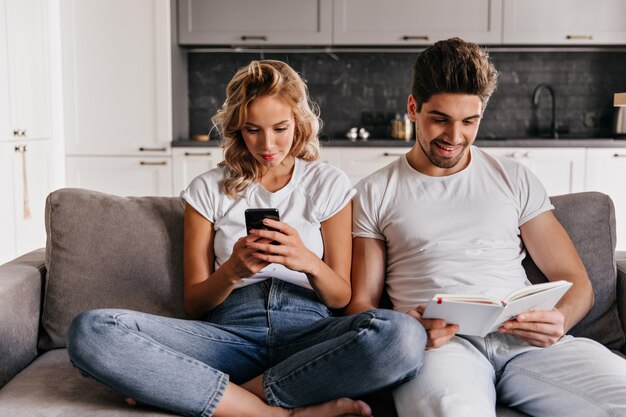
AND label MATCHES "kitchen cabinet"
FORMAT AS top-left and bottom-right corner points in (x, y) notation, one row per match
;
(503, 0), (626, 44)
(585, 149), (626, 251)
(320, 147), (408, 184)
(482, 147), (586, 196)
(178, 0), (332, 45)
(0, 140), (53, 265)
(172, 147), (221, 194)
(61, 0), (172, 157)
(333, 0), (502, 45)
(66, 156), (173, 197)
(0, 0), (51, 142)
